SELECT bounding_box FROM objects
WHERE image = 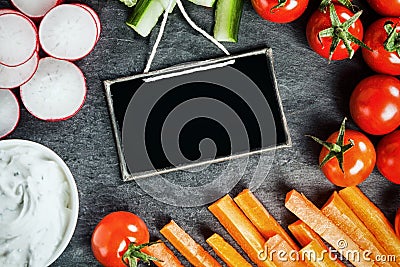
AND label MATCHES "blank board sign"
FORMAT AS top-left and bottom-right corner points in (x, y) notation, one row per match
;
(104, 48), (291, 181)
